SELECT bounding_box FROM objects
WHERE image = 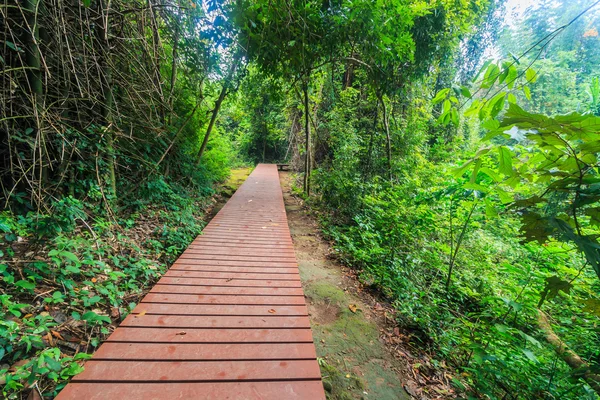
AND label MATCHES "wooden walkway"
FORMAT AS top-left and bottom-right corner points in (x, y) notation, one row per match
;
(57, 165), (325, 399)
